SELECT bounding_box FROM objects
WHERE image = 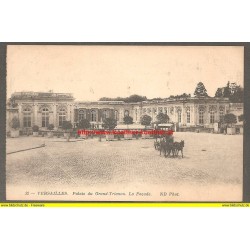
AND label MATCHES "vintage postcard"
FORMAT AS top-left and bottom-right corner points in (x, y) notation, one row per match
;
(5, 45), (244, 201)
